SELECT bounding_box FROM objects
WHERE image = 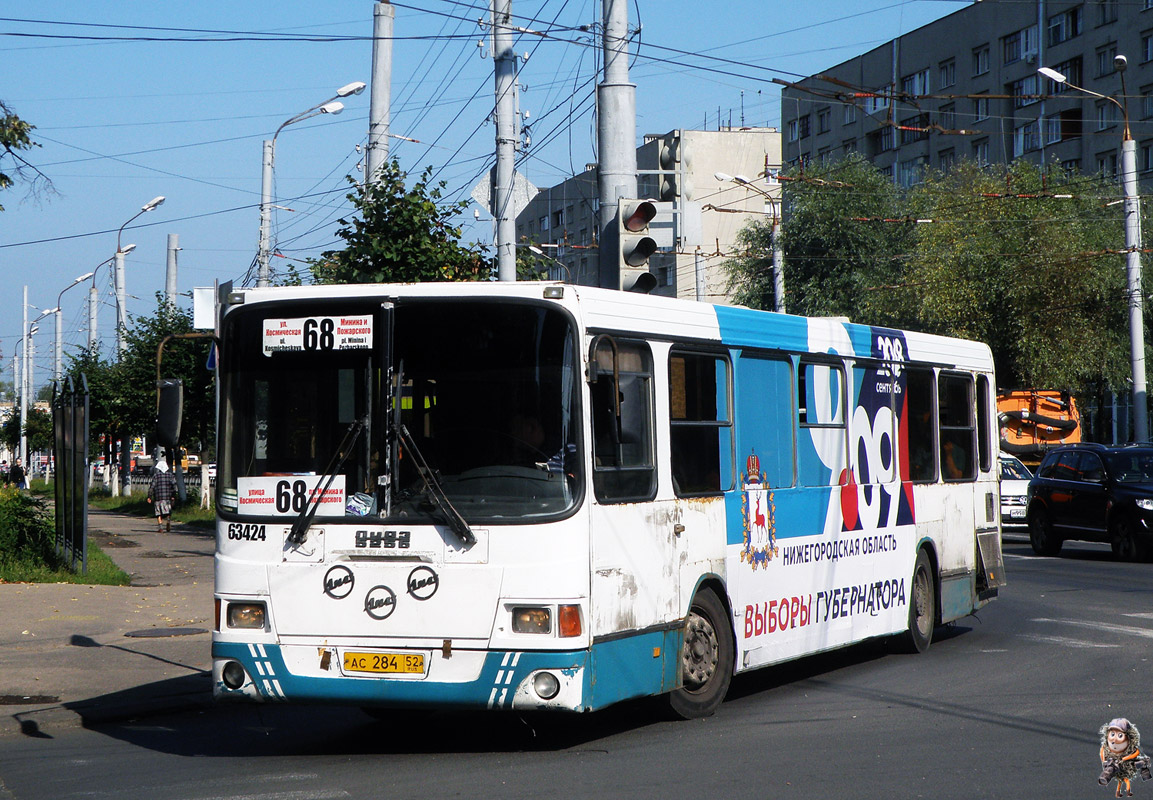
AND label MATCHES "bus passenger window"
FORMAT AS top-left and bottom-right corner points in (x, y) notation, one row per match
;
(591, 340), (656, 503)
(669, 352), (733, 496)
(938, 373), (976, 482)
(906, 369), (936, 482)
